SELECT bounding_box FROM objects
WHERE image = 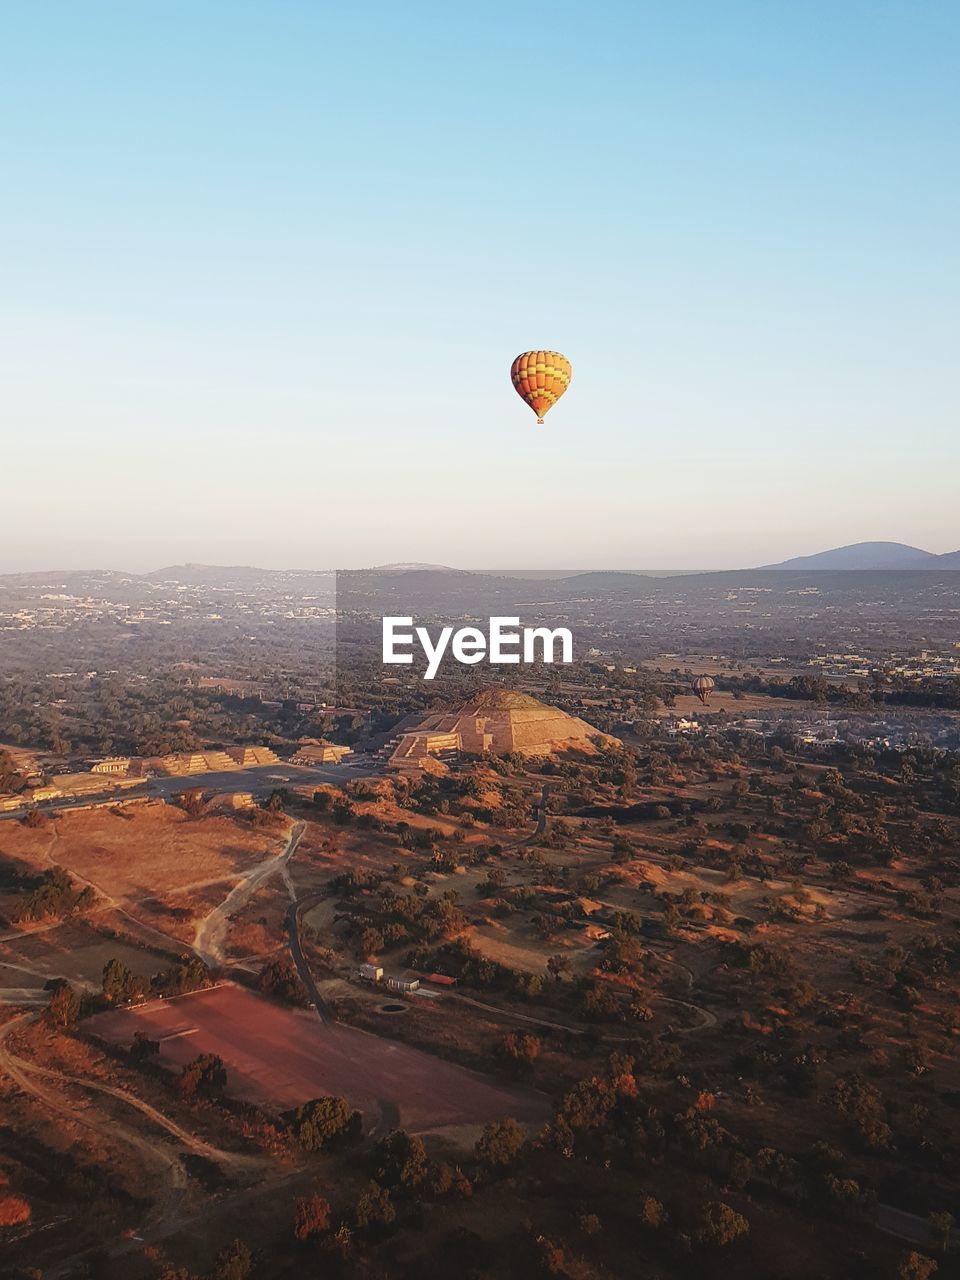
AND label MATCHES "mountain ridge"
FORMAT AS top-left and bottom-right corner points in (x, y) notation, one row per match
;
(3, 542), (960, 584)
(759, 541), (960, 570)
